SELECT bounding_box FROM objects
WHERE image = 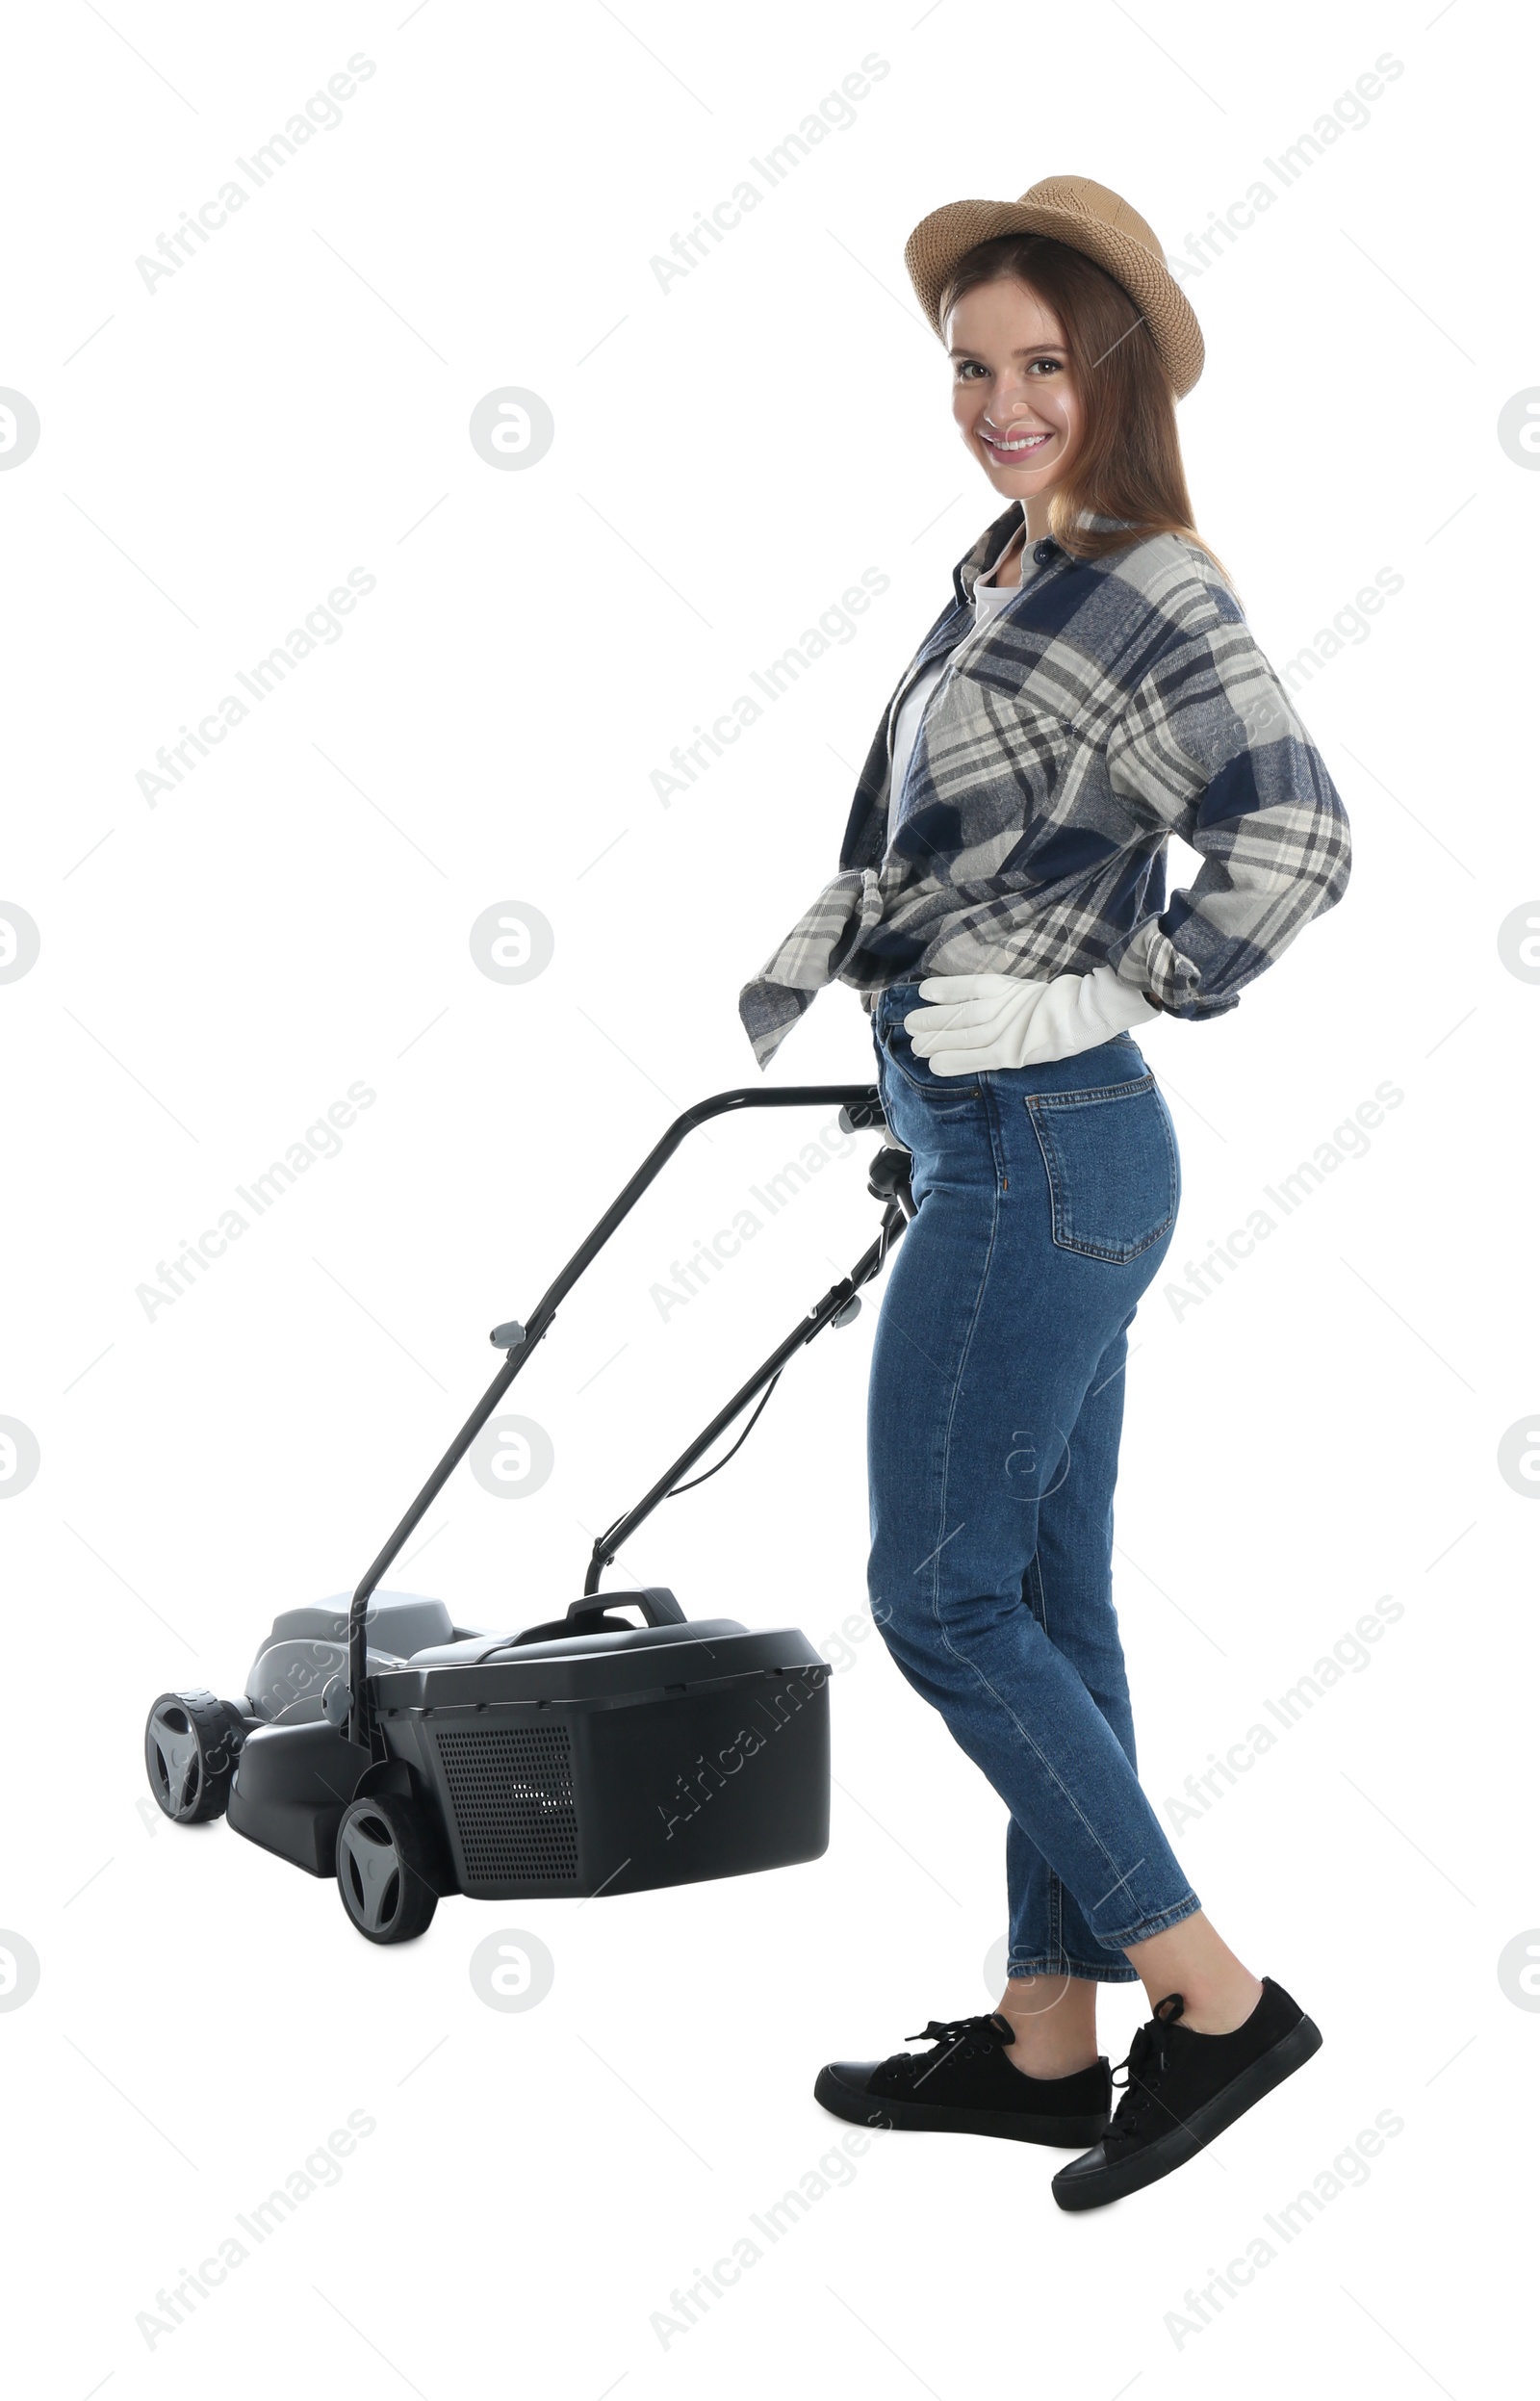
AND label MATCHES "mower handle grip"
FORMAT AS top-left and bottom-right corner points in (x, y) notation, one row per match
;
(559, 1588), (687, 1635)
